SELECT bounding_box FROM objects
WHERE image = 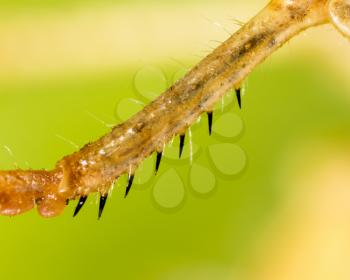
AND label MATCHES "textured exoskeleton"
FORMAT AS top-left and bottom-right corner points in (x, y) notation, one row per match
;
(1, 0), (350, 218)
